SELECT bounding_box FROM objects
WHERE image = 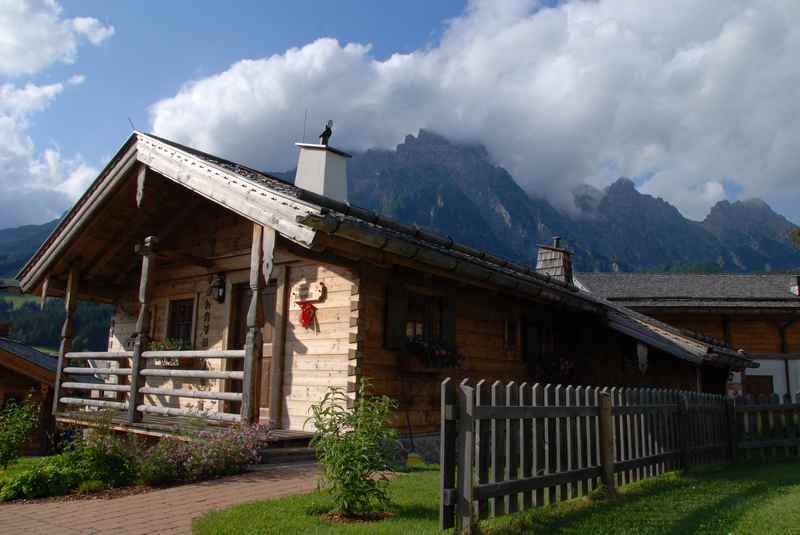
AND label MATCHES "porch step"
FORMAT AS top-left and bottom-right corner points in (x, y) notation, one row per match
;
(260, 446), (317, 464)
